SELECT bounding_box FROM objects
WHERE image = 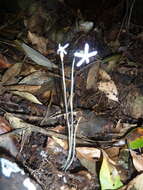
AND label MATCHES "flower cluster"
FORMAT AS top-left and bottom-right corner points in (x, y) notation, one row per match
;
(57, 43), (97, 67)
